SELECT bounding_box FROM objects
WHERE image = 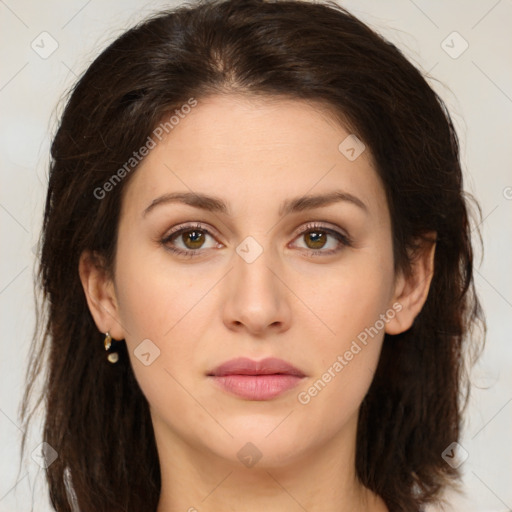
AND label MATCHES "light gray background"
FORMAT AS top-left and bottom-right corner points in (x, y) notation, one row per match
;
(1, 0), (511, 511)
